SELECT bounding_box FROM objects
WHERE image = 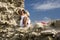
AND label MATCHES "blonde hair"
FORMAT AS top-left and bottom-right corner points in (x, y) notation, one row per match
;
(25, 10), (30, 16)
